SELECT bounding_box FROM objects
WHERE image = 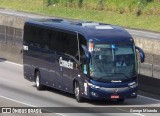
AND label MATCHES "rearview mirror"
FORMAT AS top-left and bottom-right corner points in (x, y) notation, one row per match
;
(136, 46), (145, 63)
